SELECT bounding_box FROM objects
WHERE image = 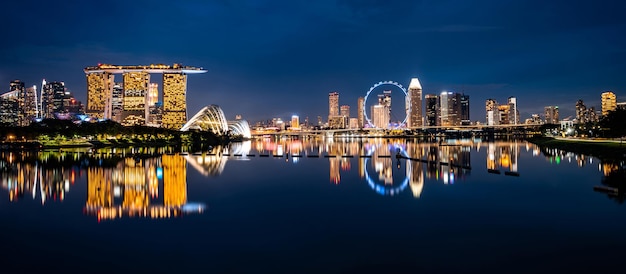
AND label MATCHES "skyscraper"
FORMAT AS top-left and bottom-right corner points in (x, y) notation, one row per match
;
(357, 97), (365, 128)
(544, 106), (559, 124)
(601, 91), (616, 116)
(291, 115), (300, 129)
(575, 99), (587, 124)
(24, 85), (38, 125)
(84, 64), (206, 127)
(485, 99), (499, 126)
(340, 105), (350, 127)
(146, 83), (159, 127)
(122, 72), (149, 126)
(10, 80), (26, 126)
(42, 81), (66, 119)
(86, 72), (114, 120)
(439, 91), (460, 126)
(407, 77), (423, 128)
(460, 94), (470, 125)
(162, 73), (188, 129)
(425, 94), (438, 126)
(328, 91), (339, 122)
(371, 104), (389, 129)
(111, 83), (124, 123)
(507, 96), (519, 125)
